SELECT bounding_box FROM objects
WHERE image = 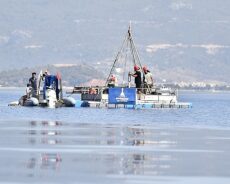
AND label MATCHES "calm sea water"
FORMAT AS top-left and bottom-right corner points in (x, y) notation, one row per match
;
(0, 88), (230, 184)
